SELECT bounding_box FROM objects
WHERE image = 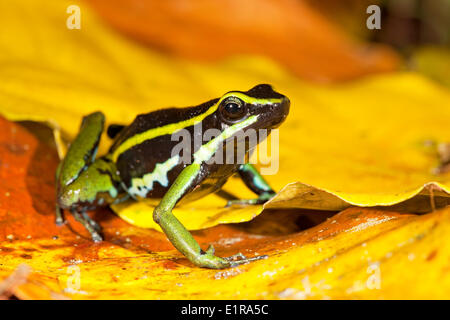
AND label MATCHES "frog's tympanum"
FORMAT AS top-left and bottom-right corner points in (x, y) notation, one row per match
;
(56, 84), (290, 268)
